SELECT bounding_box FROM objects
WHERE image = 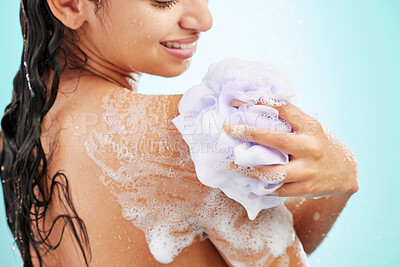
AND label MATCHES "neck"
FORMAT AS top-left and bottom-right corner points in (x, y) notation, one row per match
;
(81, 53), (141, 91)
(59, 41), (141, 92)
